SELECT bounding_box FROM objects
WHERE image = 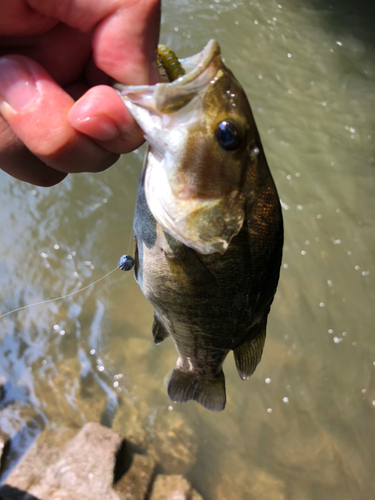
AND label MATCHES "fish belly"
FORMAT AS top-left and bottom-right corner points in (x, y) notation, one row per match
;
(133, 167), (283, 411)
